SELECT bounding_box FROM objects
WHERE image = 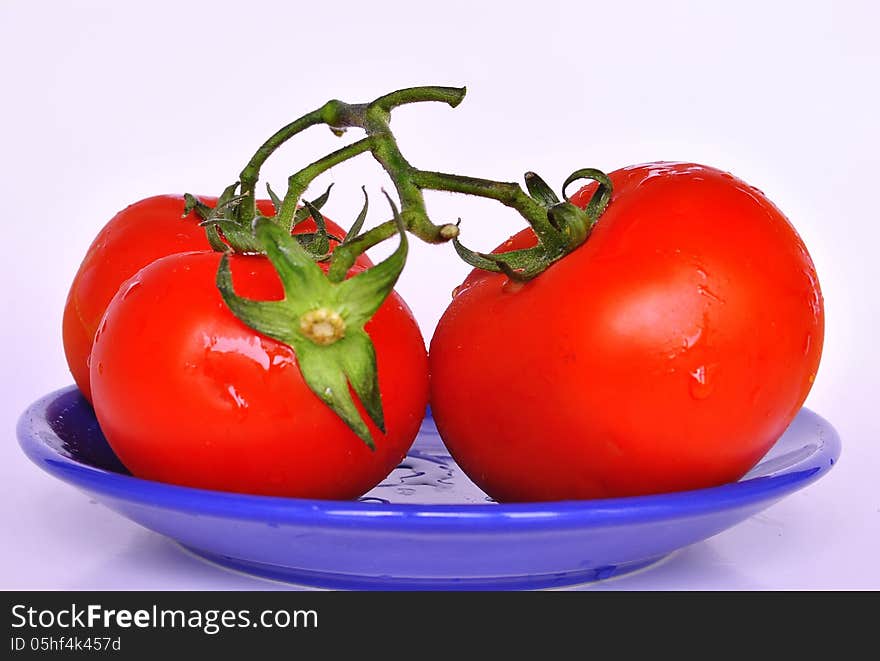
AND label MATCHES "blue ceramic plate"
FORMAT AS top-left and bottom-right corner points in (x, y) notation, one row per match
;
(18, 386), (840, 590)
